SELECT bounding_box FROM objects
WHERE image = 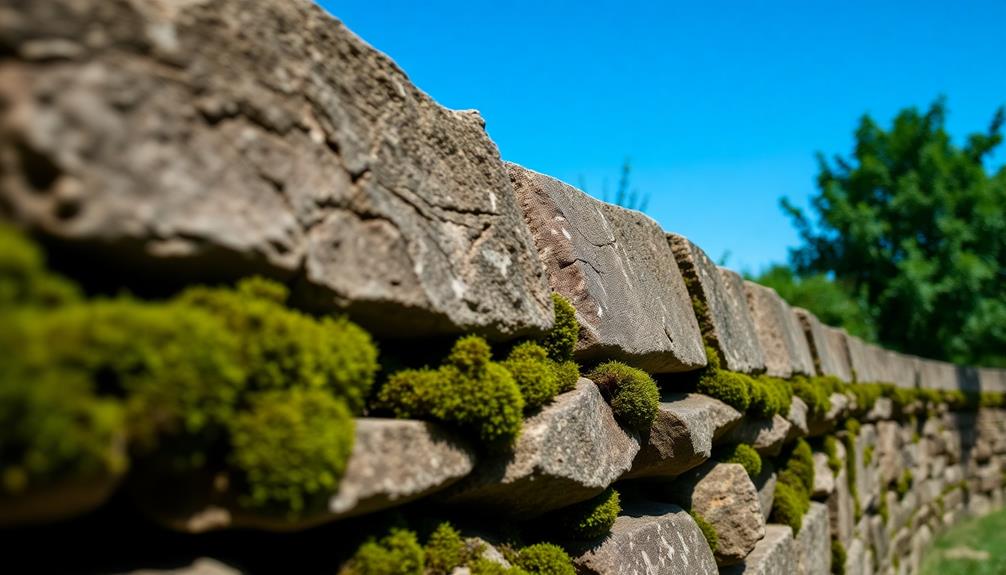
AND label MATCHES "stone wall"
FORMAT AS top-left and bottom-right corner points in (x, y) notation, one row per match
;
(2, 1), (1006, 574)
